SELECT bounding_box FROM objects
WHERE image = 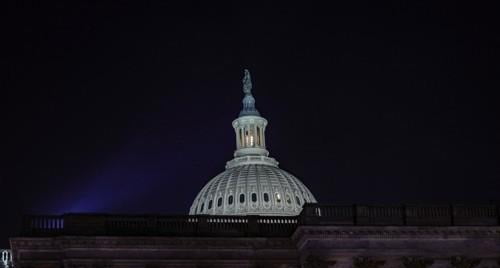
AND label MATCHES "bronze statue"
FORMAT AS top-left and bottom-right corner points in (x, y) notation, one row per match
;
(242, 69), (252, 94)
